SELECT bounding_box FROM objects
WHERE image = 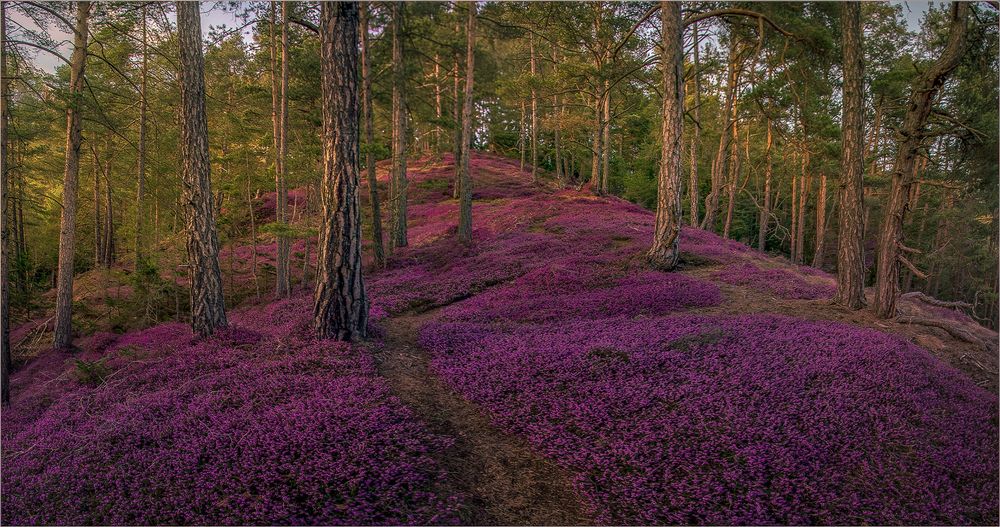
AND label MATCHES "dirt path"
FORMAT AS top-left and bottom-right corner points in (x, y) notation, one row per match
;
(374, 311), (590, 526)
